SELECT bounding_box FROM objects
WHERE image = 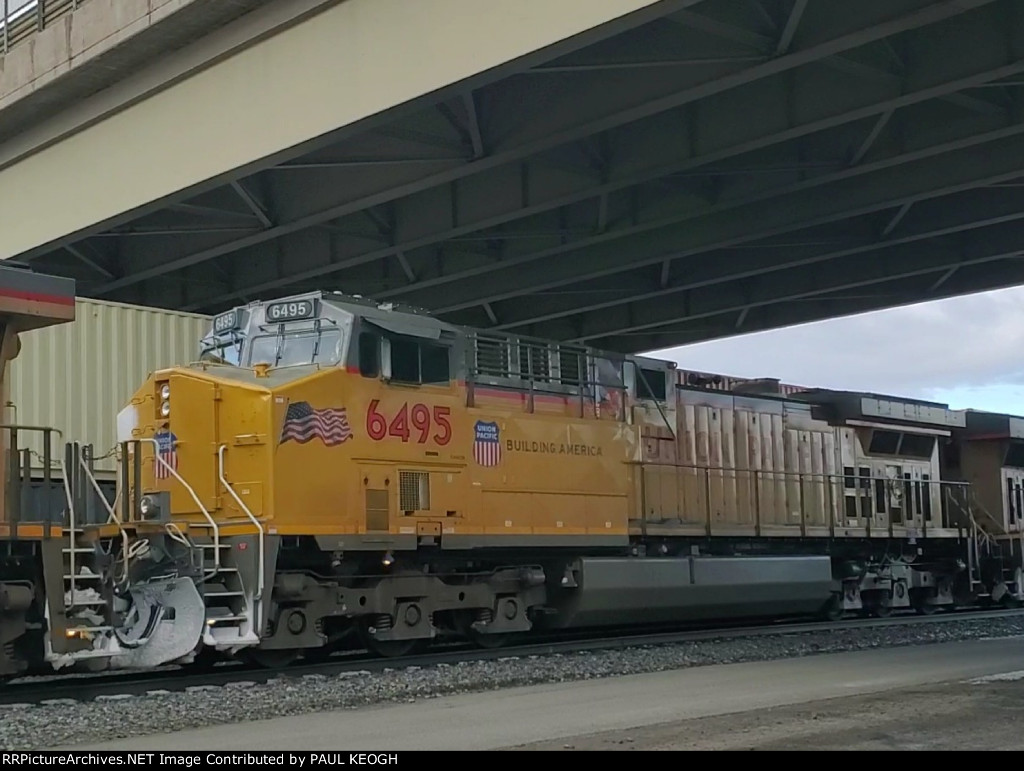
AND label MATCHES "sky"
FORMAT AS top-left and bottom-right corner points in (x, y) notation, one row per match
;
(649, 285), (1024, 416)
